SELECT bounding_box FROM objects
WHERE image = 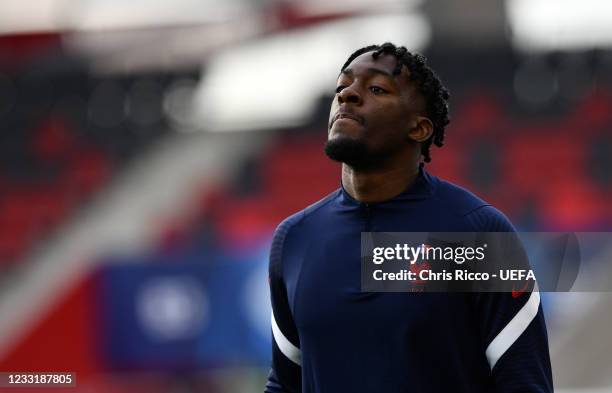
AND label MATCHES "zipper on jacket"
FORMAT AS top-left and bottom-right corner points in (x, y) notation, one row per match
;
(362, 202), (372, 232)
